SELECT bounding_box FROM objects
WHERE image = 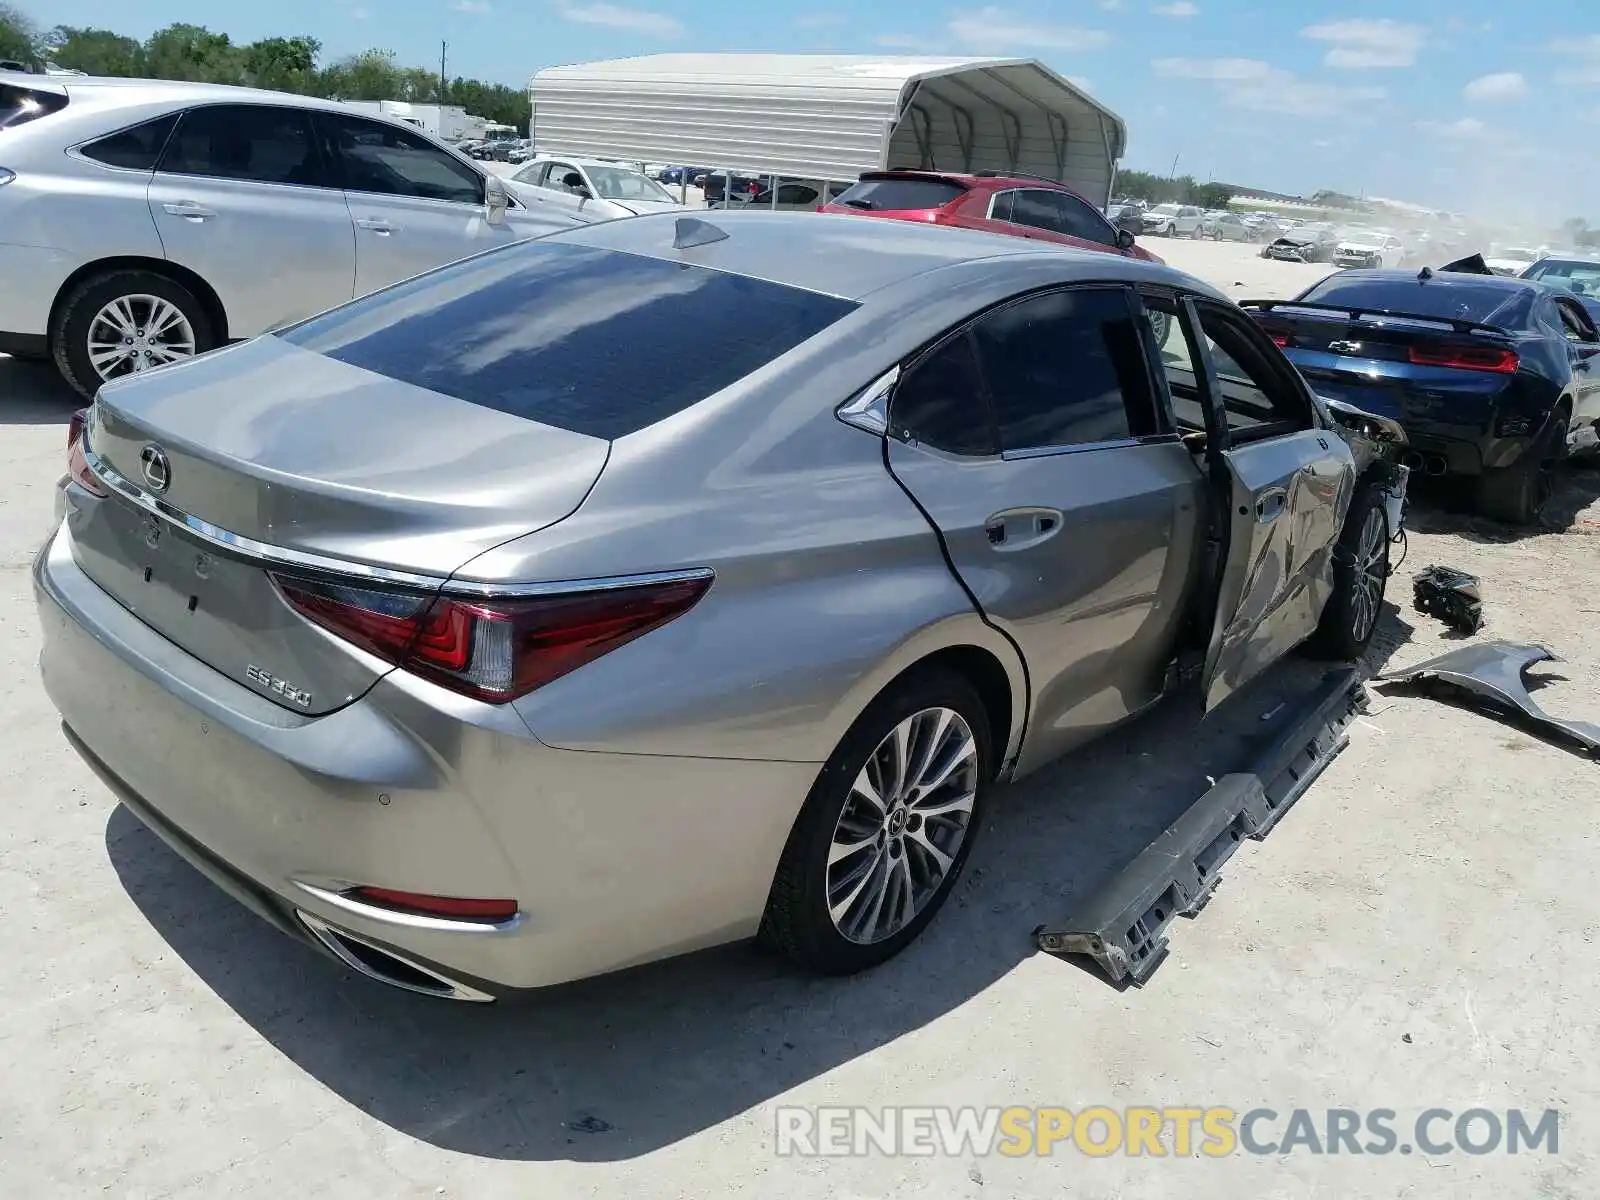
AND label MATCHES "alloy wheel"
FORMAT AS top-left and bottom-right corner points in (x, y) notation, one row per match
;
(826, 707), (979, 945)
(1350, 505), (1387, 643)
(86, 294), (197, 383)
